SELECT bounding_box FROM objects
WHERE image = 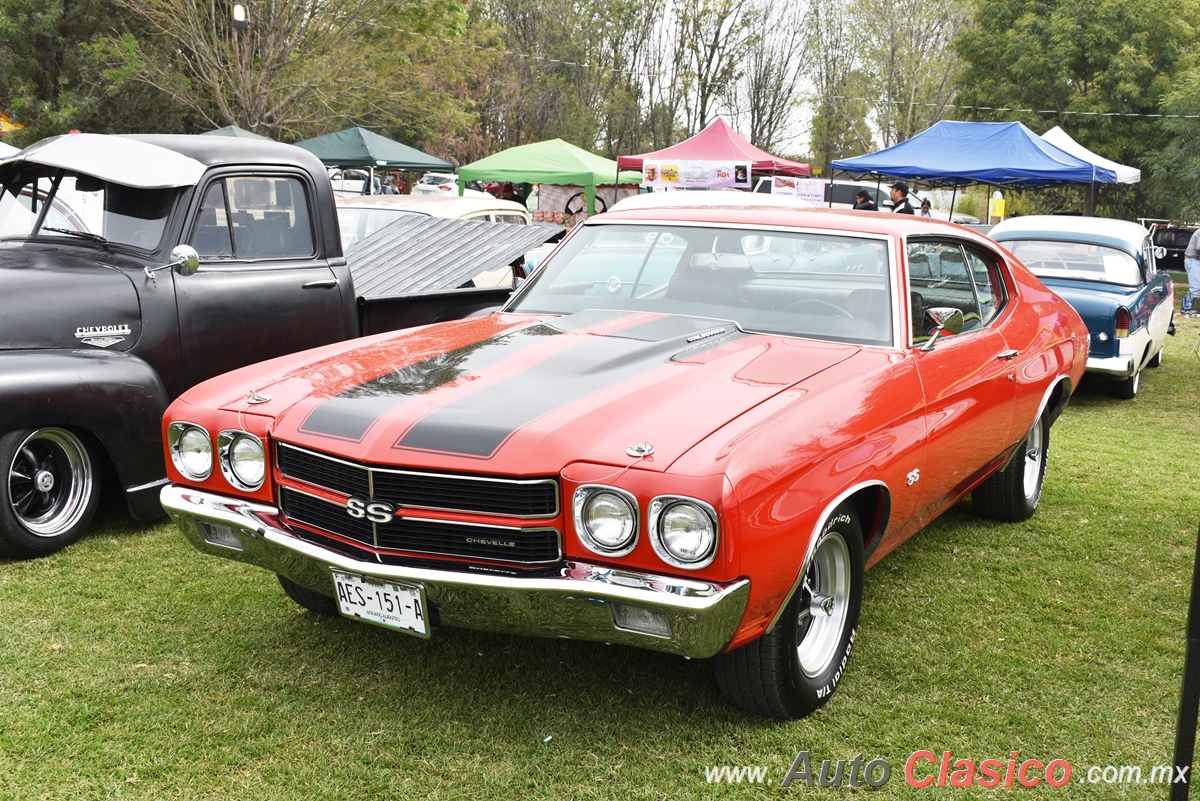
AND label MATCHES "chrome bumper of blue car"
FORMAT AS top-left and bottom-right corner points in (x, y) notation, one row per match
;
(161, 485), (750, 658)
(1086, 354), (1135, 378)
